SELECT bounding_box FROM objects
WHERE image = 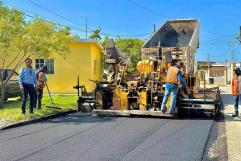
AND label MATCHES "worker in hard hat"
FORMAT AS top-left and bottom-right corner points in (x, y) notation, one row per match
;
(161, 61), (188, 114)
(231, 68), (240, 117)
